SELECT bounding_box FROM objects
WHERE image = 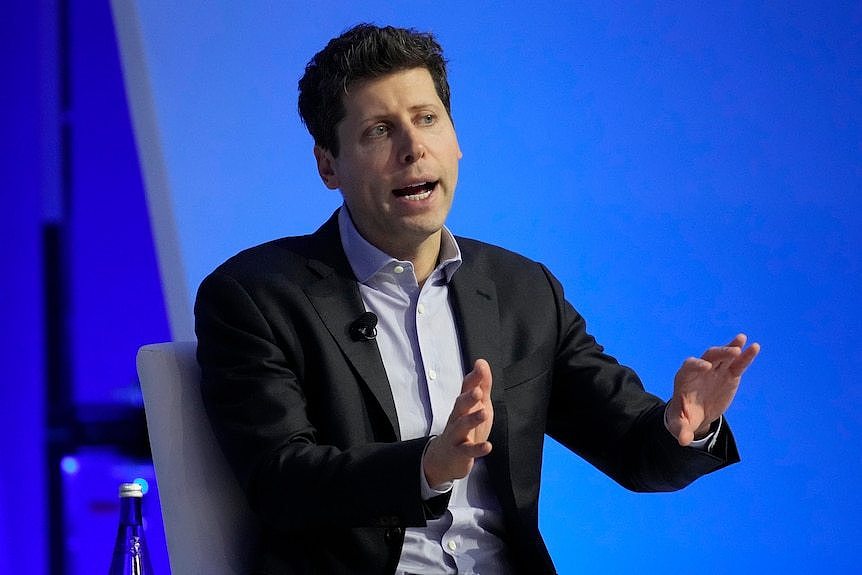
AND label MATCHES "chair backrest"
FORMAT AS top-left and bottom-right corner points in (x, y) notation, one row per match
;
(136, 342), (259, 574)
